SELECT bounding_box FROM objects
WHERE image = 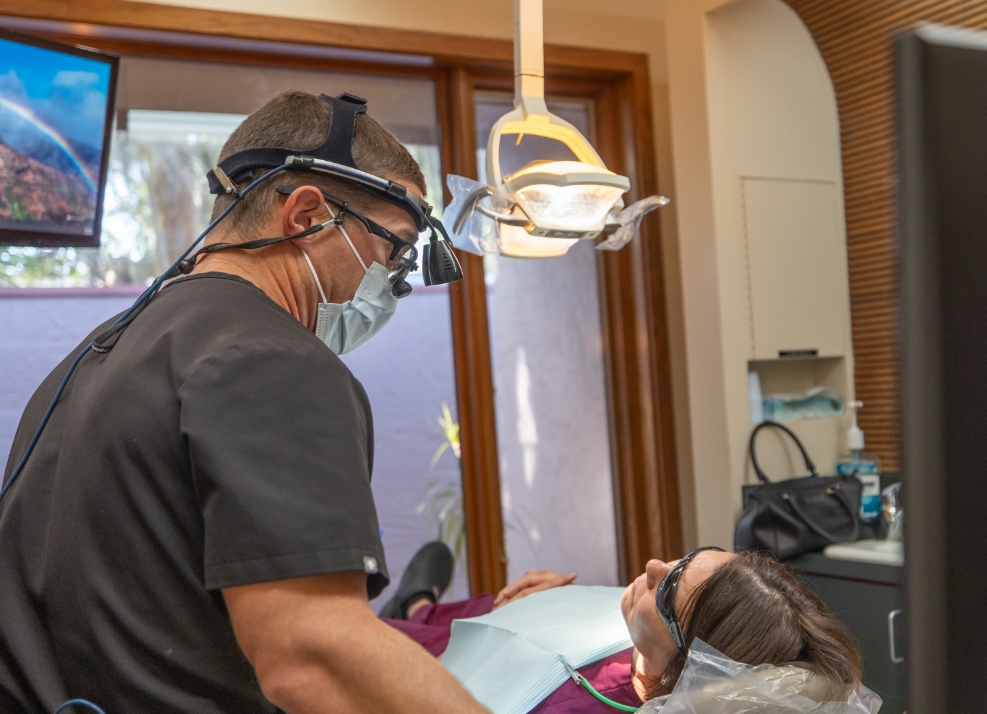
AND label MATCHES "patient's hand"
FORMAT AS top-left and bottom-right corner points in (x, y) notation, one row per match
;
(493, 570), (577, 609)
